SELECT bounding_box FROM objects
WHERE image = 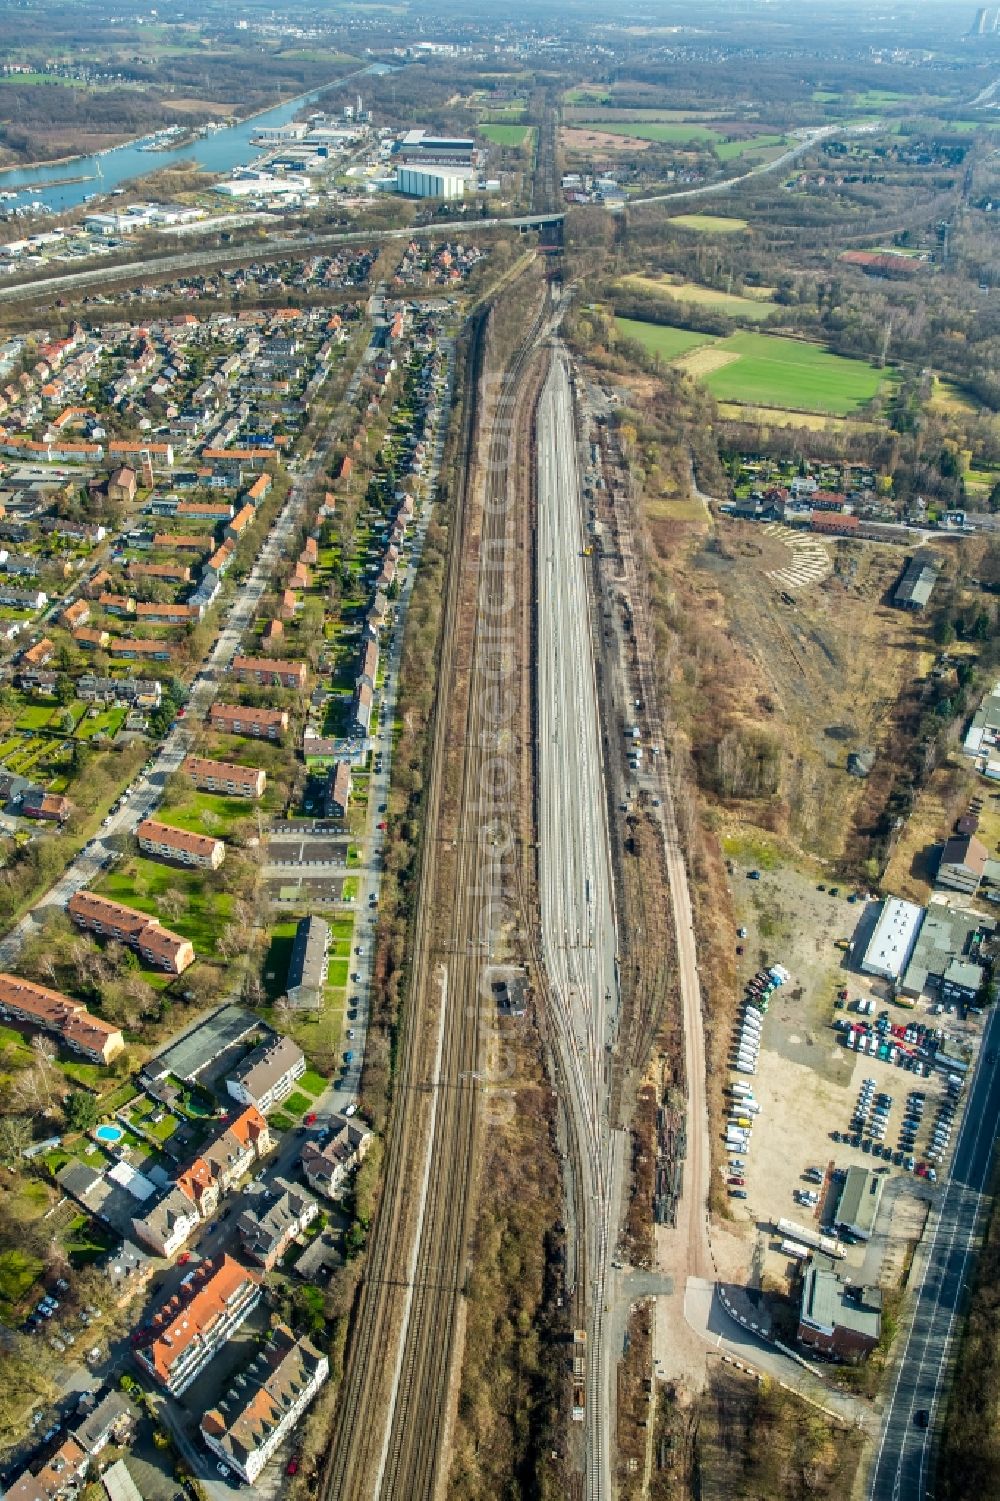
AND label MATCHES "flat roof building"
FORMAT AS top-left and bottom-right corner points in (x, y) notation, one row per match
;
(798, 1265), (881, 1361)
(860, 897), (924, 982)
(901, 904), (995, 1002)
(835, 1166), (883, 1241)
